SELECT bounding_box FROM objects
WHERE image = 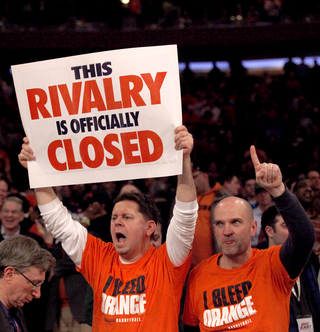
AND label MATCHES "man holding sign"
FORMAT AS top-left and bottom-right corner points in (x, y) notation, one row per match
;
(19, 125), (197, 332)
